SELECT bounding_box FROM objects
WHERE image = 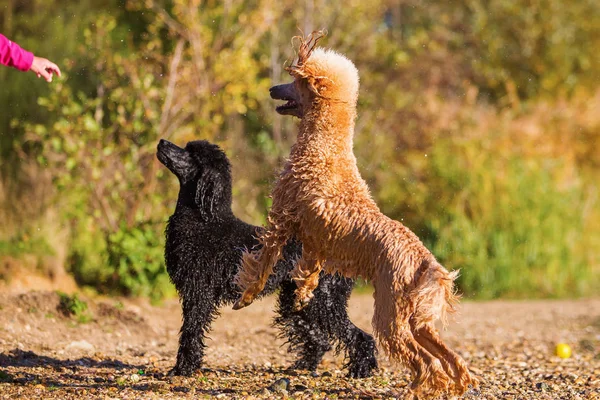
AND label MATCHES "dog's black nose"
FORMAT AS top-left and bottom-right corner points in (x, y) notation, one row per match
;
(158, 139), (171, 149)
